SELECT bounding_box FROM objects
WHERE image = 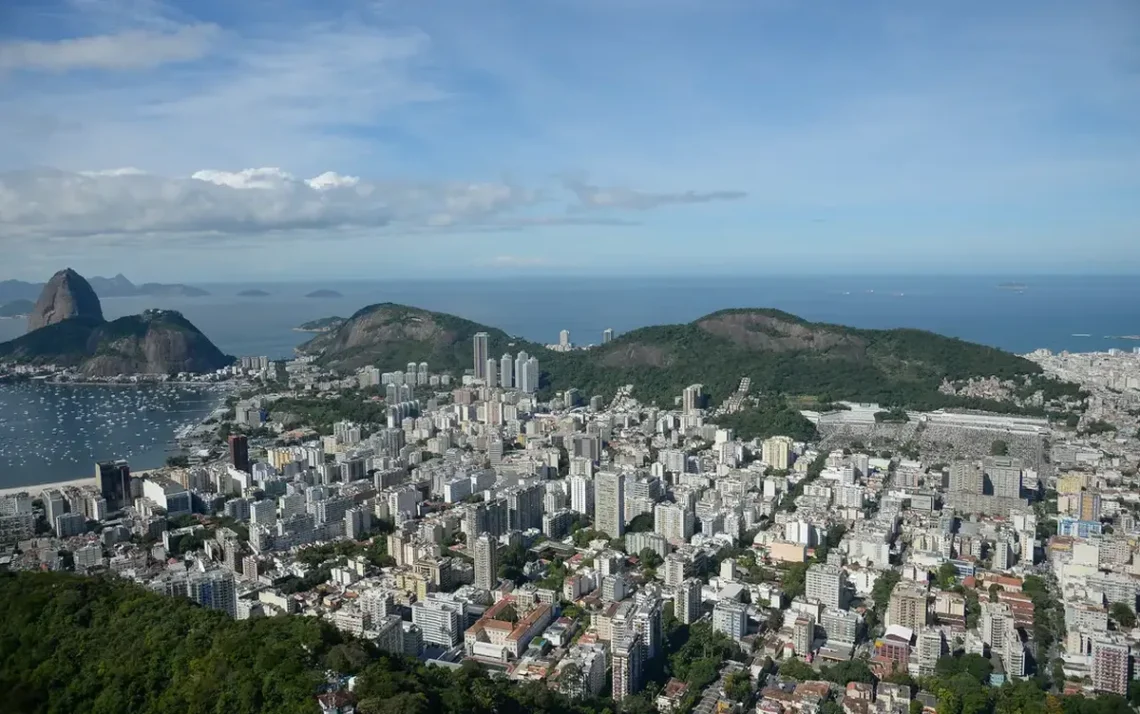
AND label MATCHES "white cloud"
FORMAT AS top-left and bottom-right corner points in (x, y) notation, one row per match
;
(0, 24), (219, 72)
(564, 179), (747, 211)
